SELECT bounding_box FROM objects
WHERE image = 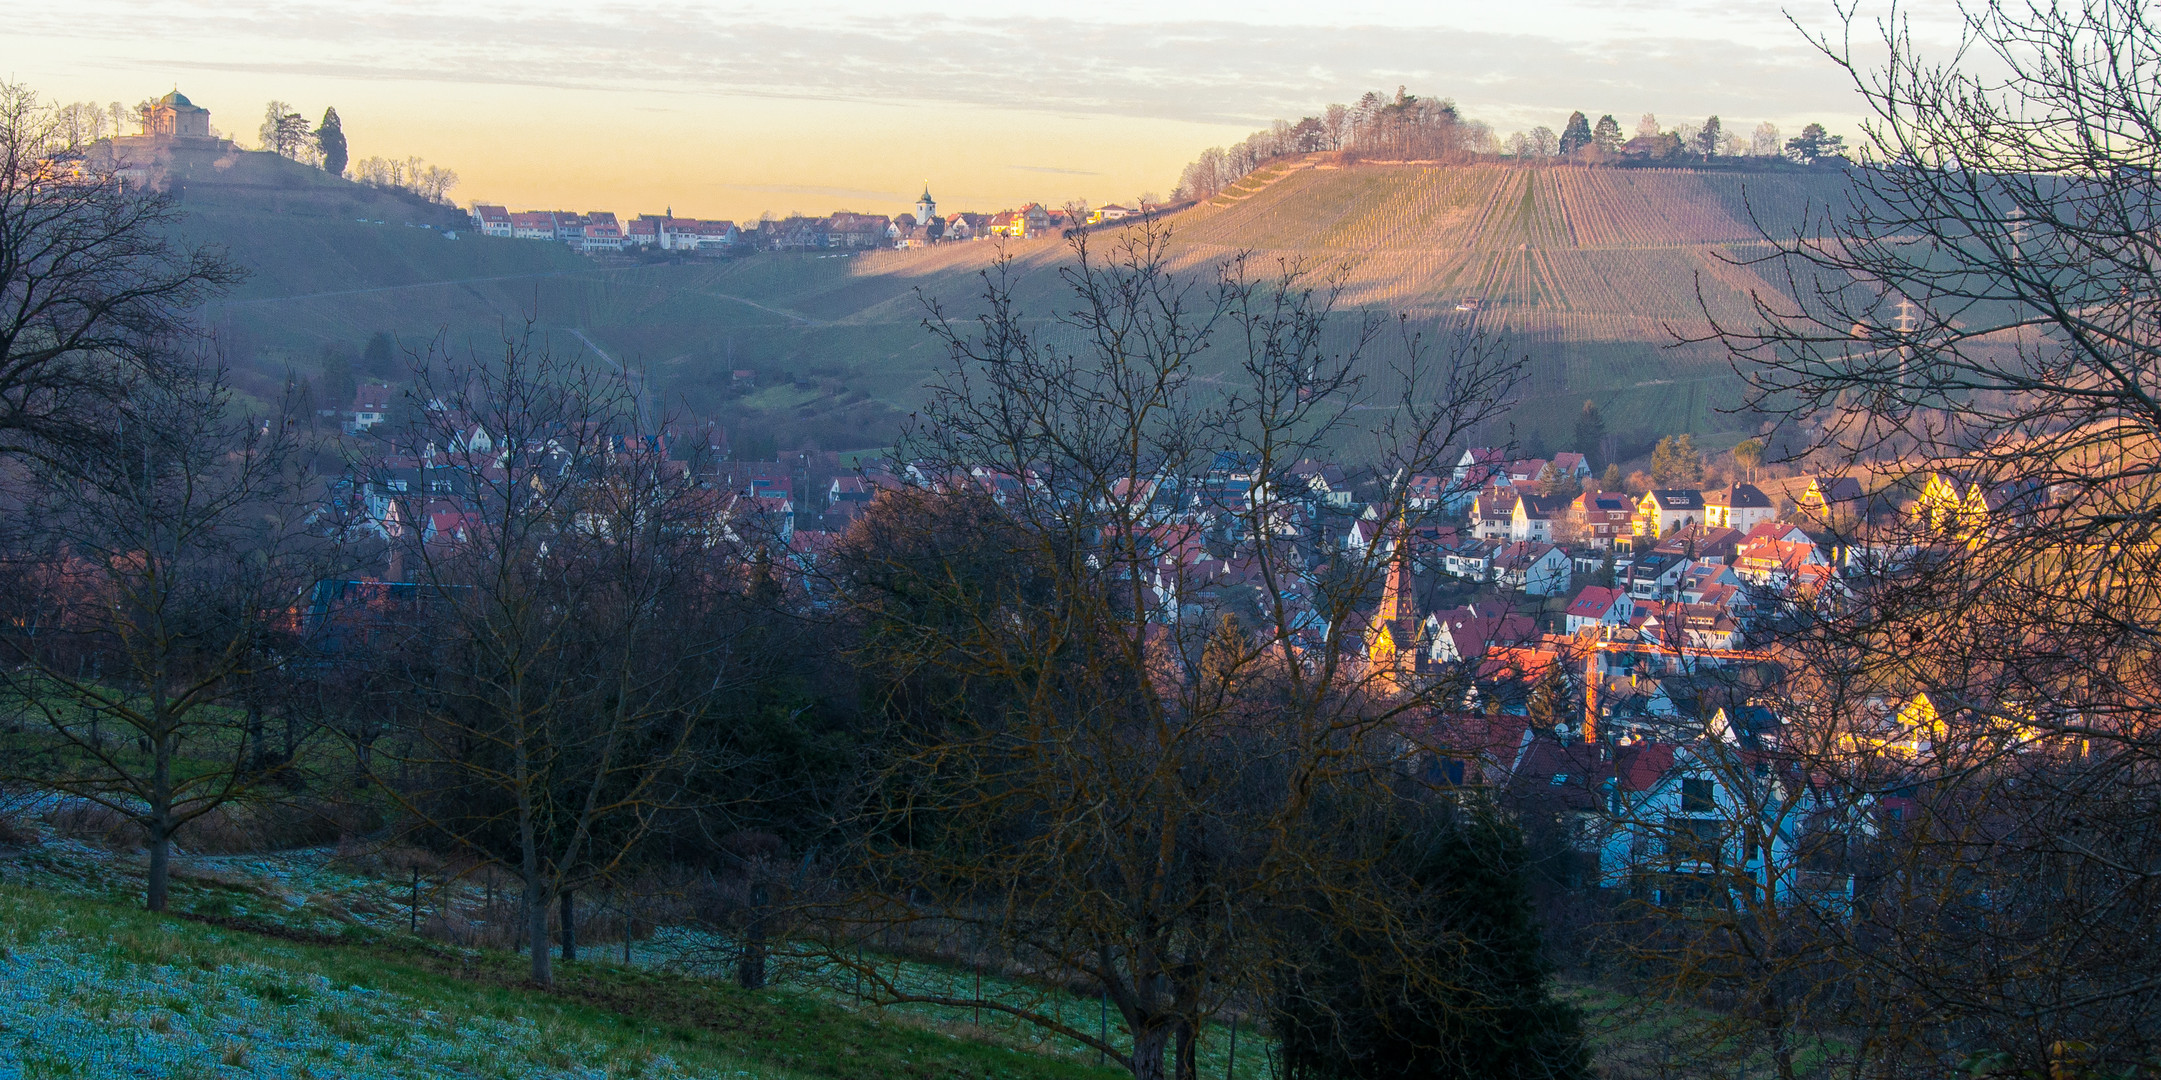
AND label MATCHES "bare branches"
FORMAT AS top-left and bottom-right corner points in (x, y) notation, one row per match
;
(826, 223), (1537, 1079)
(0, 81), (241, 464)
(0, 352), (319, 911)
(1663, 3), (2161, 1072)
